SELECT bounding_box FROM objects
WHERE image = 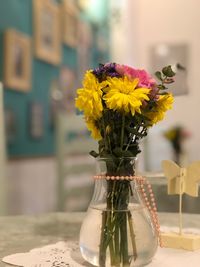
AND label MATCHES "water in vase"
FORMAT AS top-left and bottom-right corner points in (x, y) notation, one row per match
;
(79, 204), (158, 267)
